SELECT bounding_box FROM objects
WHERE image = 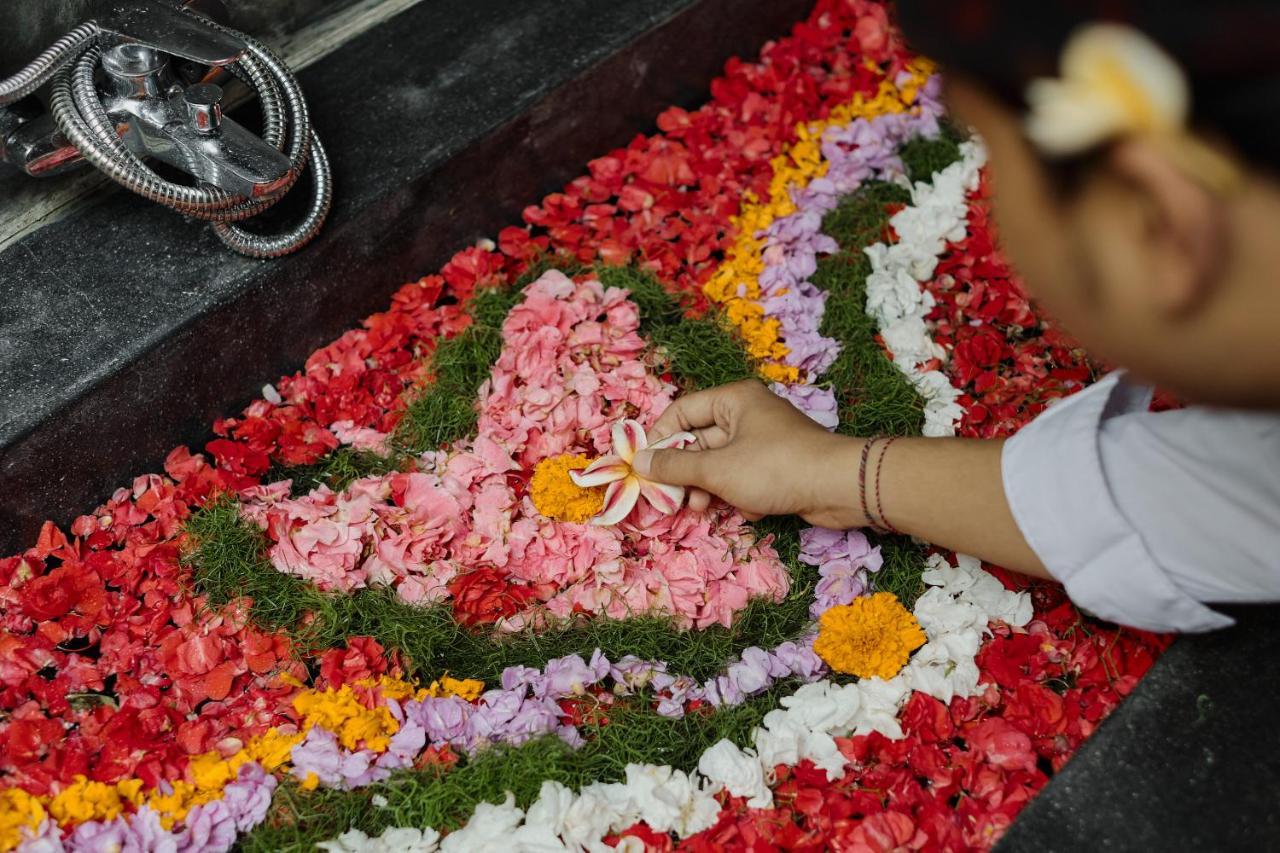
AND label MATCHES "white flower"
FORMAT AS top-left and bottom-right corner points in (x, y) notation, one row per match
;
(752, 714), (804, 769)
(850, 677), (910, 739)
(509, 823), (571, 852)
(570, 420), (696, 524)
(318, 826), (440, 853)
(880, 316), (943, 369)
(903, 634), (983, 704)
(698, 739), (772, 808)
(755, 693), (852, 780)
(611, 839), (648, 853)
(1024, 24), (1186, 157)
(623, 764), (720, 838)
(954, 554), (1034, 627)
(913, 587), (988, 638)
(440, 793), (525, 852)
(572, 781), (638, 838)
(777, 681), (861, 733)
(524, 780), (574, 829)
